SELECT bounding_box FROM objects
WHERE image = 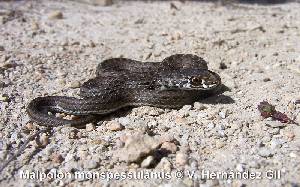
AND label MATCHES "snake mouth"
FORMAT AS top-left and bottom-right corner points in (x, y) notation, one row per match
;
(179, 84), (220, 91)
(185, 70), (222, 90)
(194, 83), (220, 90)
